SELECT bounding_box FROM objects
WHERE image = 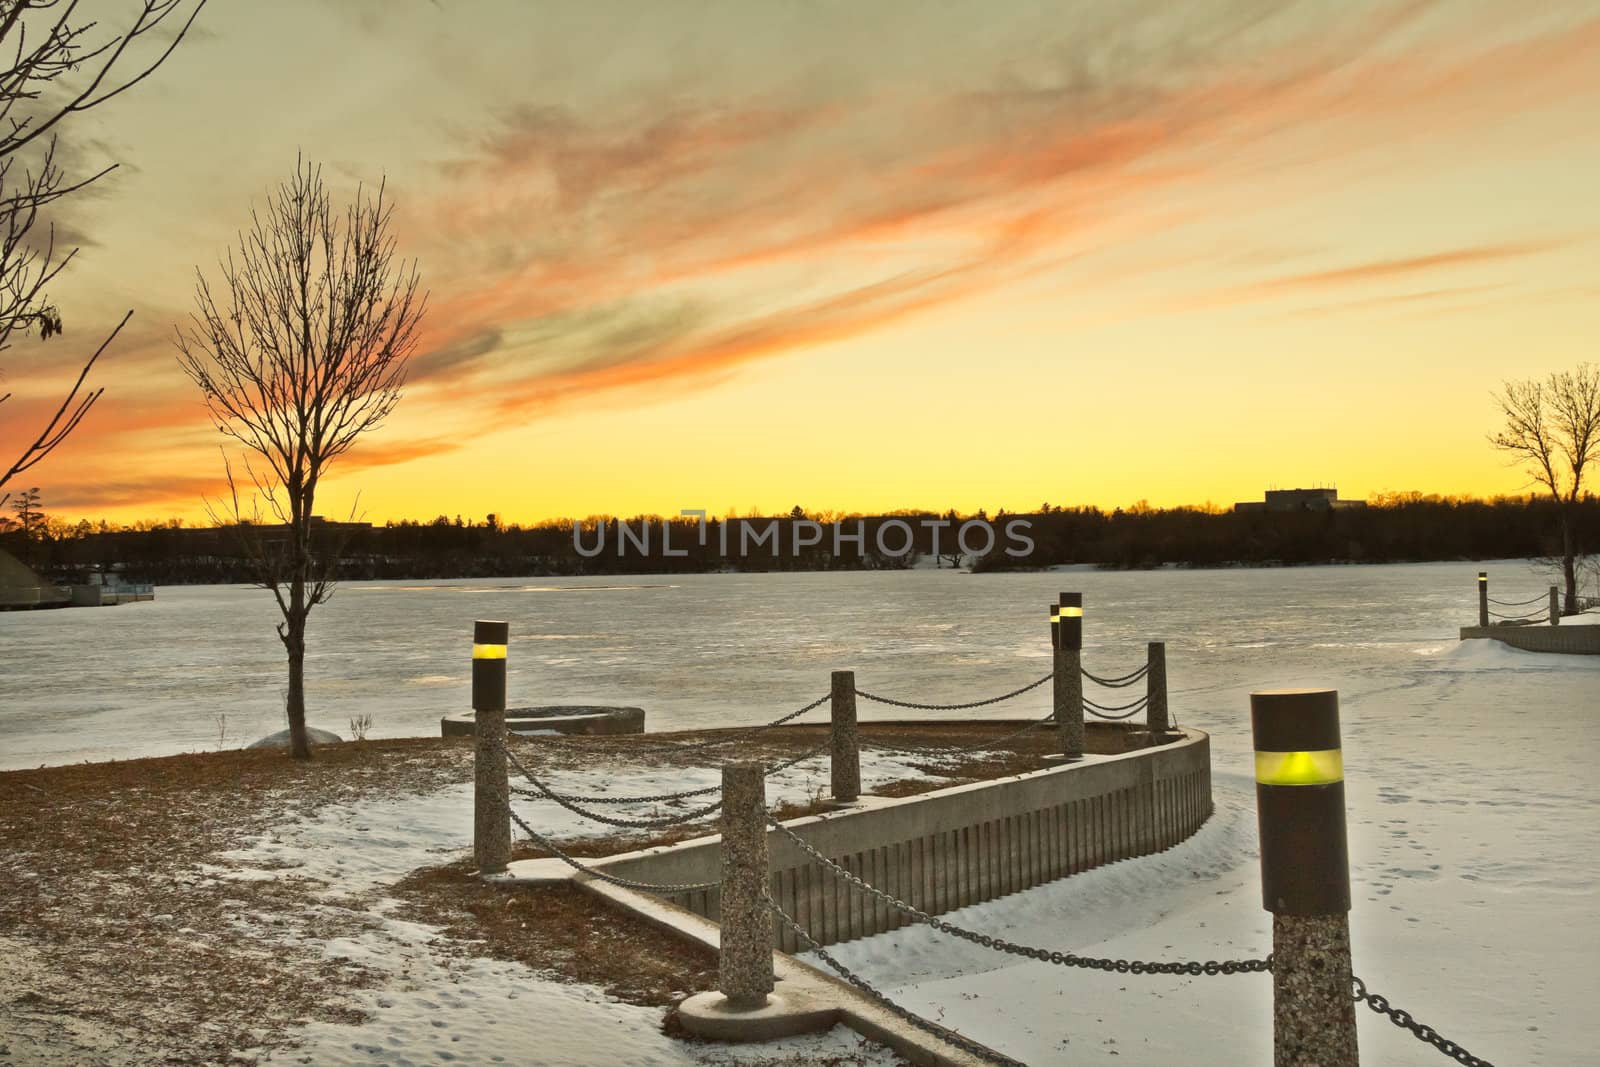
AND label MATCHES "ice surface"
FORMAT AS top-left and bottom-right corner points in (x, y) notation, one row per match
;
(1, 558), (1572, 768)
(4, 559), (1595, 1064)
